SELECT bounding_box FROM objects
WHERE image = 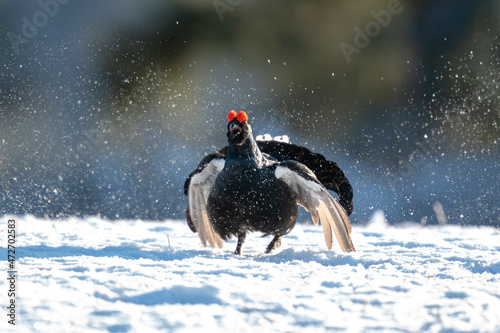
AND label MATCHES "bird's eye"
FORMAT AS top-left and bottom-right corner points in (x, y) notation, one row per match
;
(228, 110), (237, 122)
